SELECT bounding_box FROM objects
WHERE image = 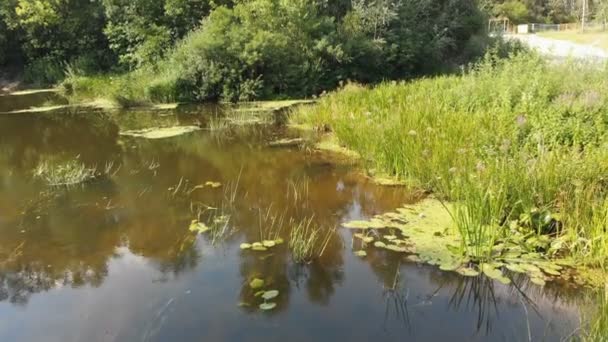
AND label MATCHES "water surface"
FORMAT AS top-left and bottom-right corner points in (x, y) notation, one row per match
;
(0, 97), (591, 341)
